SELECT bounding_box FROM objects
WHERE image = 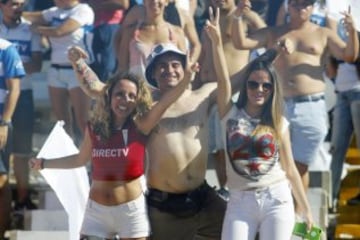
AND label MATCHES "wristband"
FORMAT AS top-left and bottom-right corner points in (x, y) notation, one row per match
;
(0, 119), (11, 127)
